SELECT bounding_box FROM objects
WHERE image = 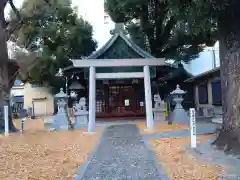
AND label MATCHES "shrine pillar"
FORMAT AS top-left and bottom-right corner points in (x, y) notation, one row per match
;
(88, 66), (96, 133)
(144, 65), (154, 130)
